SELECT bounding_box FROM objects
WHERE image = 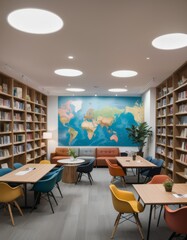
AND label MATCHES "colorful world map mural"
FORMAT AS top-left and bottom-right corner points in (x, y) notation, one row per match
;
(58, 96), (144, 146)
